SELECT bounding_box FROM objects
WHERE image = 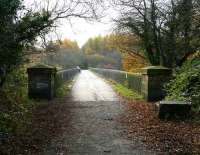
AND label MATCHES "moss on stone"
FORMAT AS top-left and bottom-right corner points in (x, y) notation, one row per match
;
(141, 66), (172, 76)
(27, 64), (57, 74)
(31, 63), (56, 69)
